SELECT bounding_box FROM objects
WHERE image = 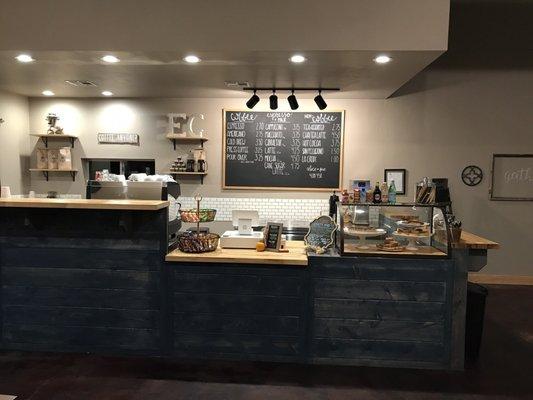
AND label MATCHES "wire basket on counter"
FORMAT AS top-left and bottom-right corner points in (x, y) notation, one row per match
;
(179, 208), (216, 223)
(176, 194), (219, 253)
(177, 231), (220, 253)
